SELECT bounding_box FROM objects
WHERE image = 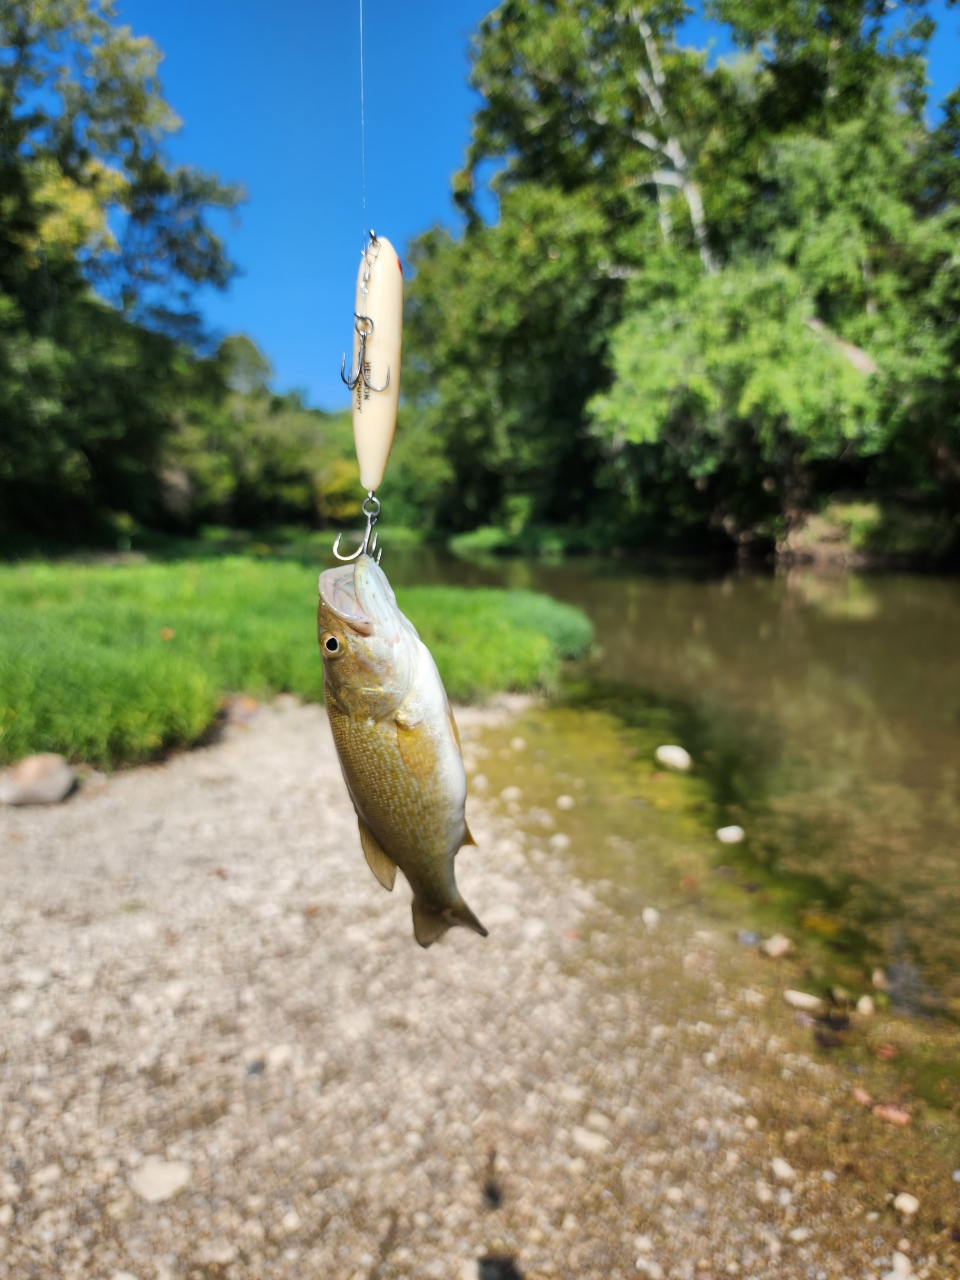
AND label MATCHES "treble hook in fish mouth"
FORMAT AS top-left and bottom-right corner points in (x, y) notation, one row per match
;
(332, 492), (383, 564)
(340, 313), (391, 394)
